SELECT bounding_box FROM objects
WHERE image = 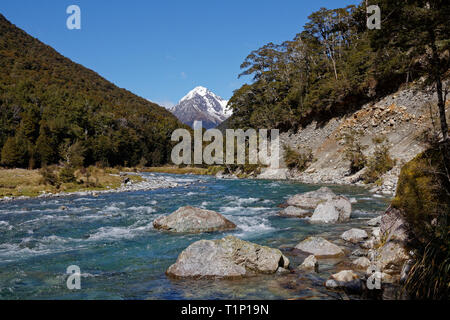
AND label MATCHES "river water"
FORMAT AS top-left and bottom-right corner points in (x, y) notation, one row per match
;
(0, 173), (390, 300)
